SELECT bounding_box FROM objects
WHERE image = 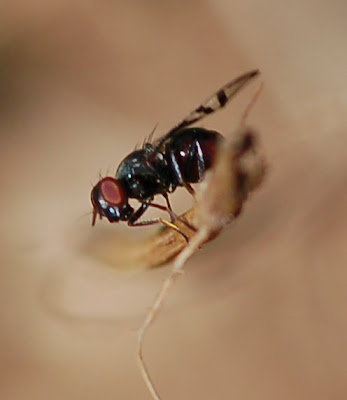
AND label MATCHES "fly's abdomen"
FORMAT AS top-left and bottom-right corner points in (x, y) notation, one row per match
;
(167, 127), (223, 185)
